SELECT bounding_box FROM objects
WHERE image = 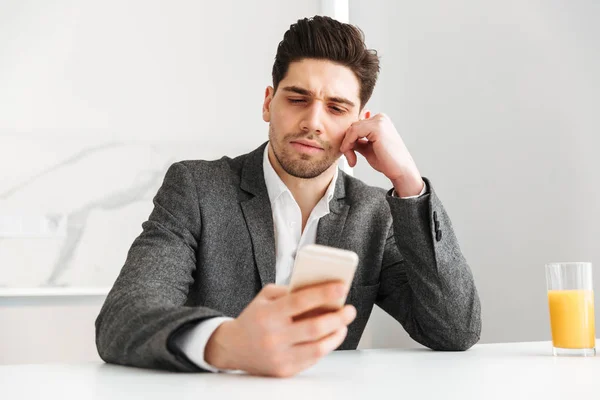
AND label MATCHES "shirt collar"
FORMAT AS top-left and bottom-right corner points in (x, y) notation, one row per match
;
(263, 143), (338, 210)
